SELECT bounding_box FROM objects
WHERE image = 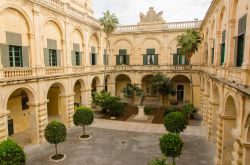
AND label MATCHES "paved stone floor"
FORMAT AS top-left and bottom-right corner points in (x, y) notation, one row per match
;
(25, 120), (215, 165)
